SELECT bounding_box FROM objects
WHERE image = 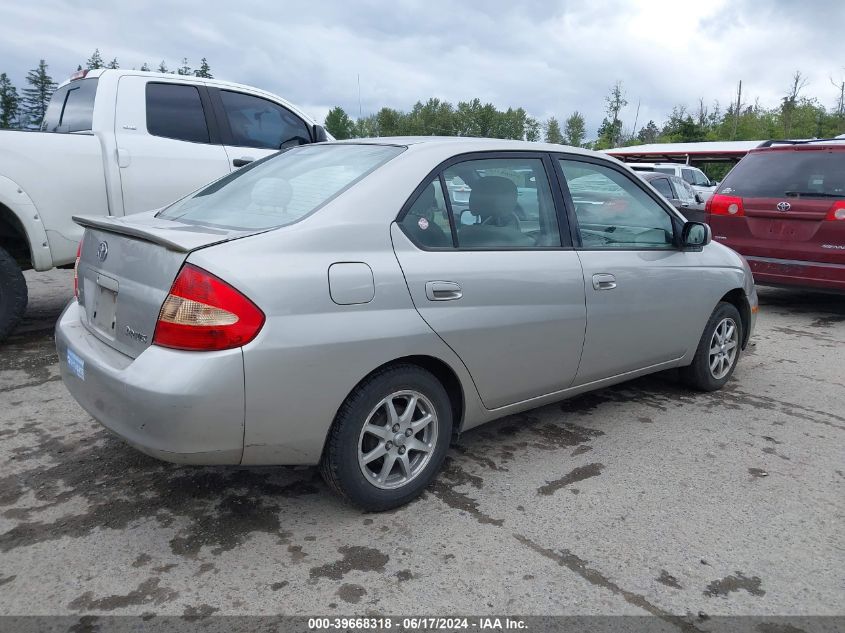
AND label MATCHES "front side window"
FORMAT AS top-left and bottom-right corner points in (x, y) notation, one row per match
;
(146, 83), (210, 143)
(681, 168), (697, 184)
(560, 159), (675, 249)
(691, 169), (711, 186)
(672, 178), (695, 203)
(399, 178), (453, 247)
(219, 90), (310, 150)
(159, 144), (403, 230)
(444, 158), (561, 248)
